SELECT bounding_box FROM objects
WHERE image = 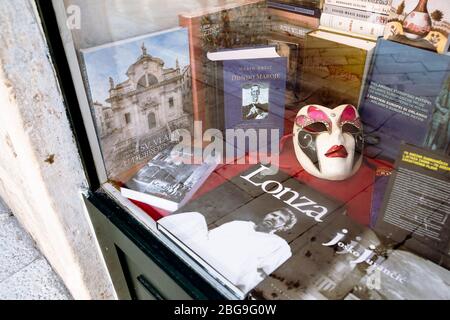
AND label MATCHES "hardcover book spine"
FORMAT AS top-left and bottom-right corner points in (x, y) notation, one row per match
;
(320, 13), (385, 37)
(267, 1), (322, 17)
(323, 4), (388, 24)
(323, 0), (391, 15)
(268, 8), (320, 29)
